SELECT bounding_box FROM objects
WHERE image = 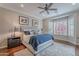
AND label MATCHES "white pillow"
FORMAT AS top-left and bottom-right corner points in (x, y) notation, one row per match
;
(23, 35), (32, 43)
